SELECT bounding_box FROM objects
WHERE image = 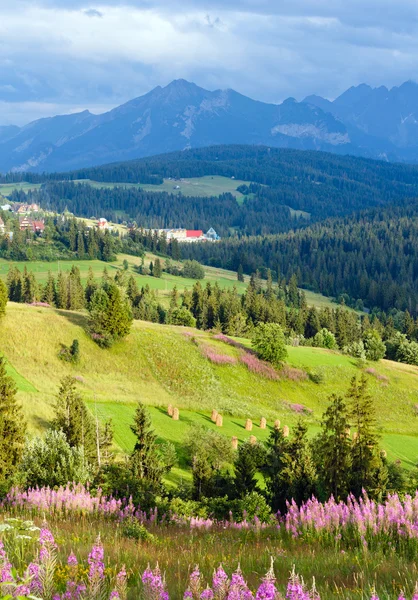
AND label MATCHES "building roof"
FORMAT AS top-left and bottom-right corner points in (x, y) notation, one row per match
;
(186, 230), (203, 238)
(32, 221), (45, 230)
